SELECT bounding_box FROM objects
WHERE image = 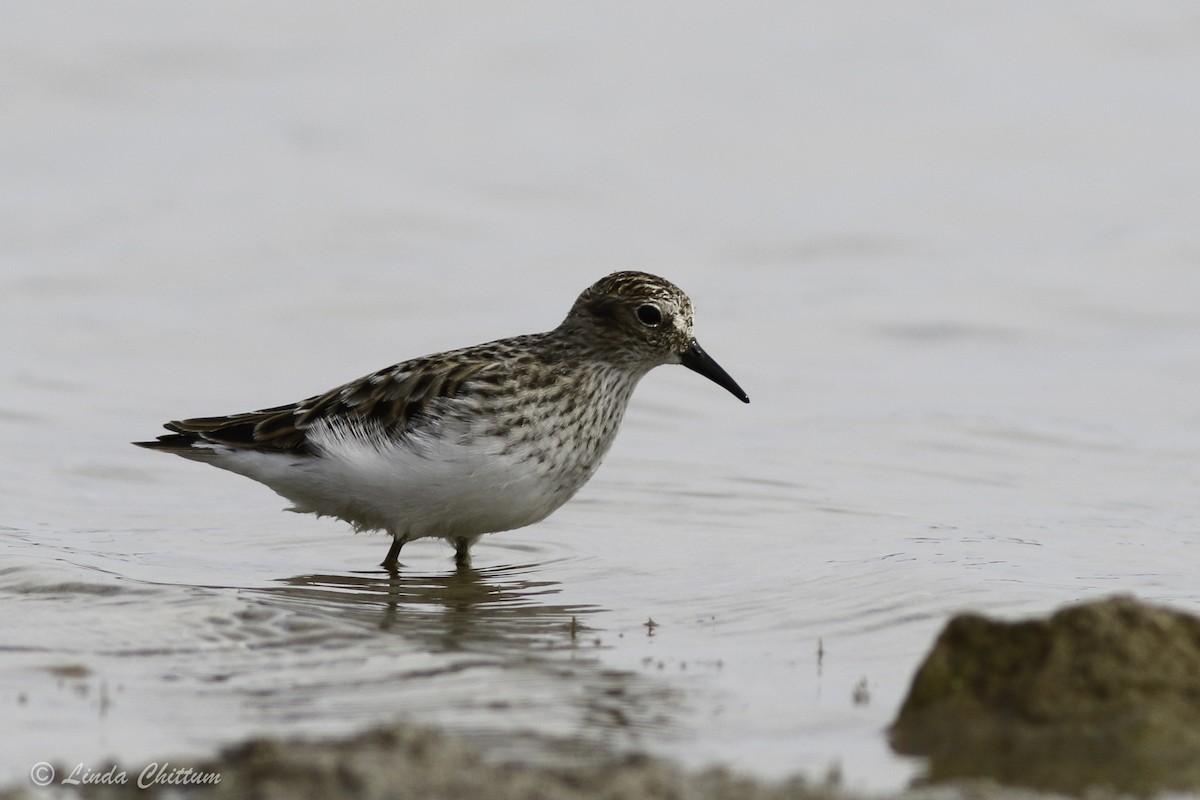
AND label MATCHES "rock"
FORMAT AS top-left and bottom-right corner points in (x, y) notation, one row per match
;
(890, 595), (1200, 794)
